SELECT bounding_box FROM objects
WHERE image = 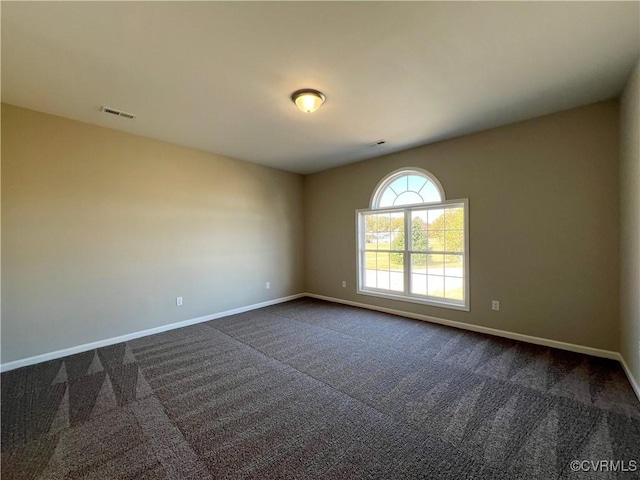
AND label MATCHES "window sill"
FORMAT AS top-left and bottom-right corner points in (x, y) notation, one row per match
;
(357, 288), (470, 312)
